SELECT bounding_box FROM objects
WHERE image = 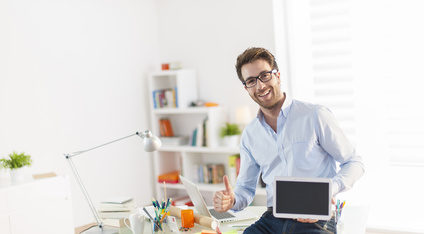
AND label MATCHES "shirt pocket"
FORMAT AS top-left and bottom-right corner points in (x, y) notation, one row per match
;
(291, 140), (325, 172)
